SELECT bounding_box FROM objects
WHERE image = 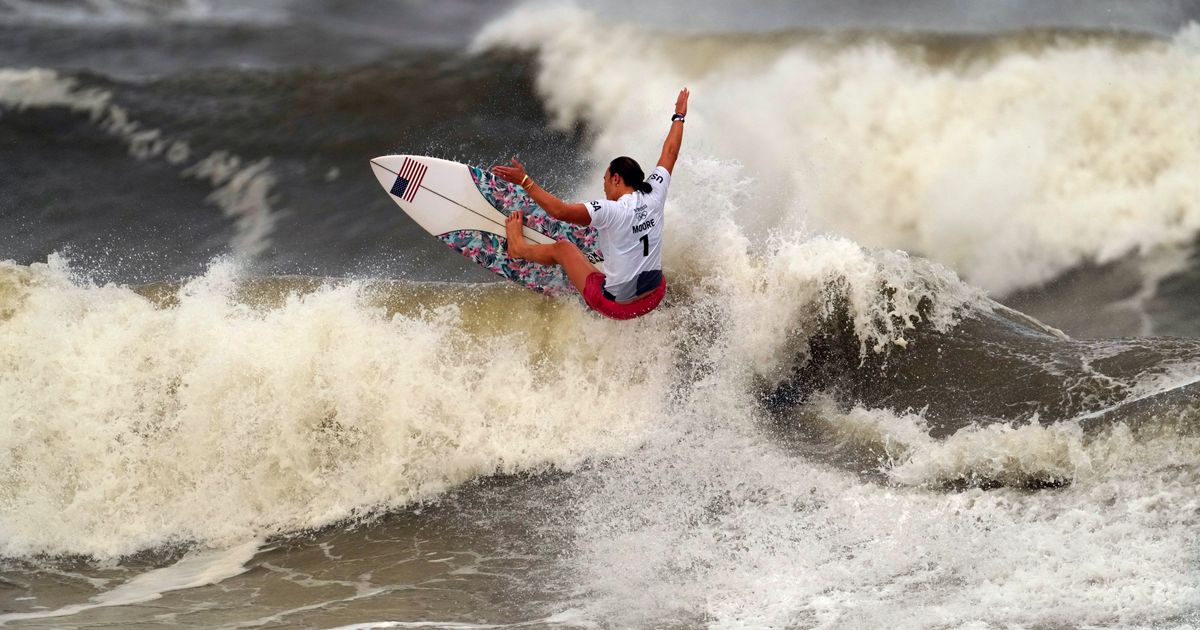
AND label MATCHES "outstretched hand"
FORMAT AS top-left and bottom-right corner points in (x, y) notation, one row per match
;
(675, 87), (689, 117)
(492, 157), (529, 186)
